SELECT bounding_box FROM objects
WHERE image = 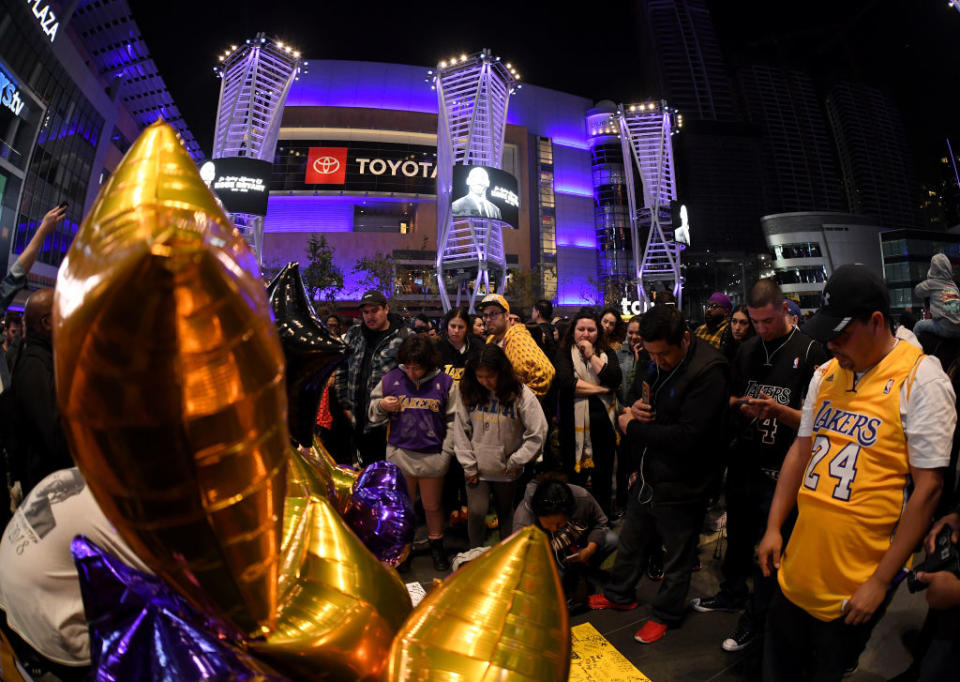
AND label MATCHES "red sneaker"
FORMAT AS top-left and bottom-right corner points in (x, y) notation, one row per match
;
(587, 593), (638, 611)
(634, 620), (668, 644)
